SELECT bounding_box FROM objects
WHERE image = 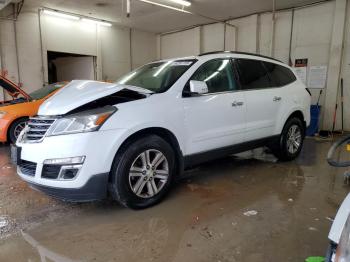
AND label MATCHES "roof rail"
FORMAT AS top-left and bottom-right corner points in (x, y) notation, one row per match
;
(198, 51), (283, 63)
